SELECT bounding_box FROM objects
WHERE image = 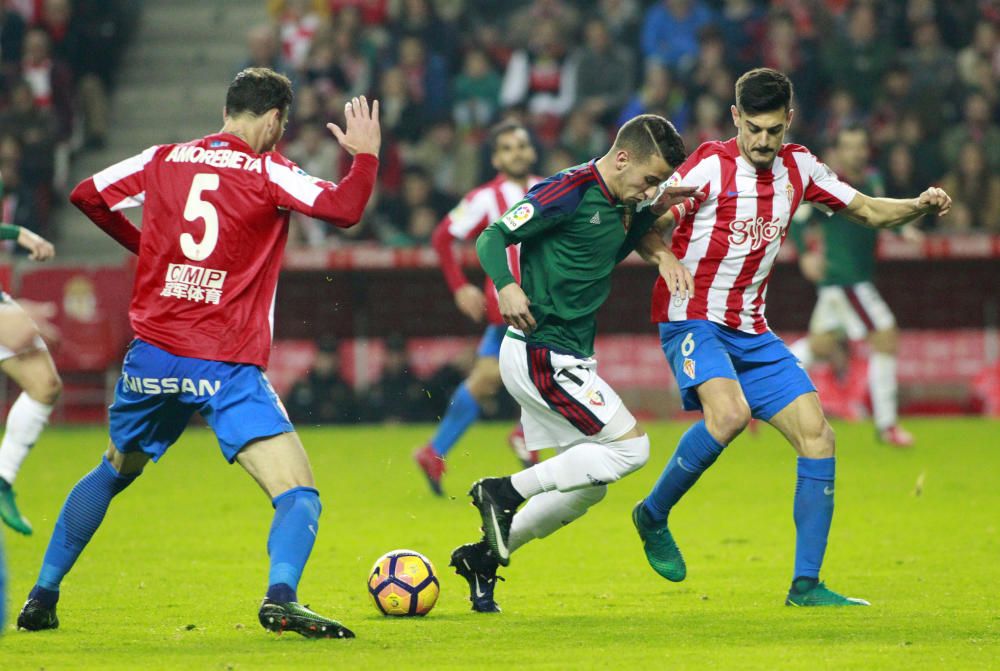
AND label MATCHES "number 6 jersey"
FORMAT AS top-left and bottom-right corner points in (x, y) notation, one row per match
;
(75, 133), (378, 367)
